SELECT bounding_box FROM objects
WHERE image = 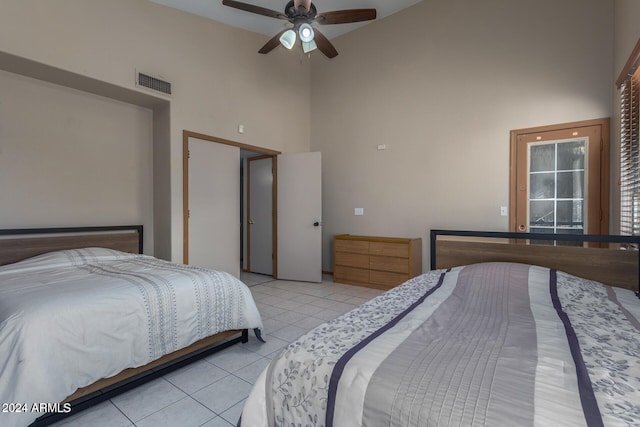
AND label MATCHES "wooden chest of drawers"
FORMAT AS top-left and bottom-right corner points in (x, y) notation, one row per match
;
(333, 234), (422, 290)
